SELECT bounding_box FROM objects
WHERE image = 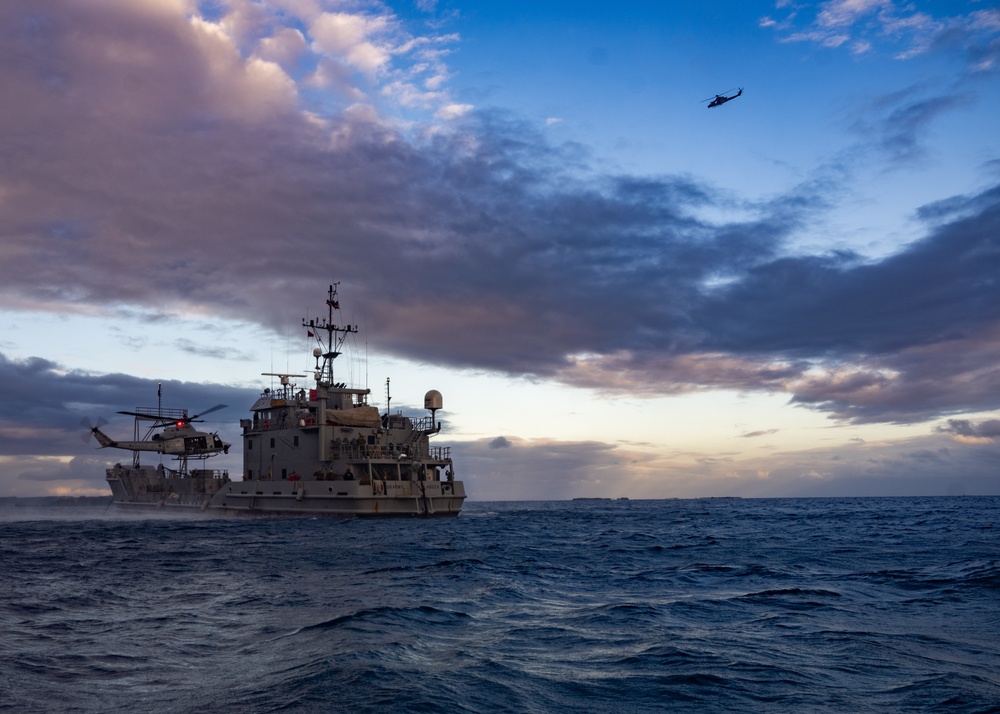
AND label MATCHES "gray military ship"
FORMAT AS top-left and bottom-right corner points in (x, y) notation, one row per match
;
(94, 283), (466, 516)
